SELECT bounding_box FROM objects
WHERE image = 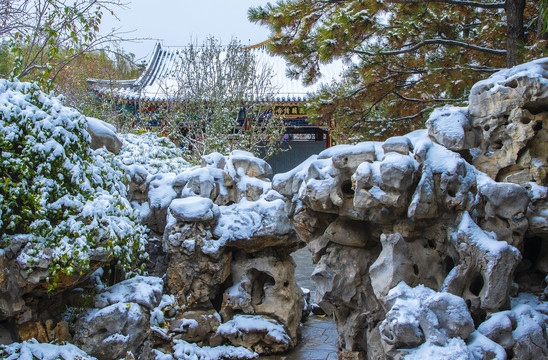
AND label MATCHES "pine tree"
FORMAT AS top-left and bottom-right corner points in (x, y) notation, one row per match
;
(249, 0), (546, 142)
